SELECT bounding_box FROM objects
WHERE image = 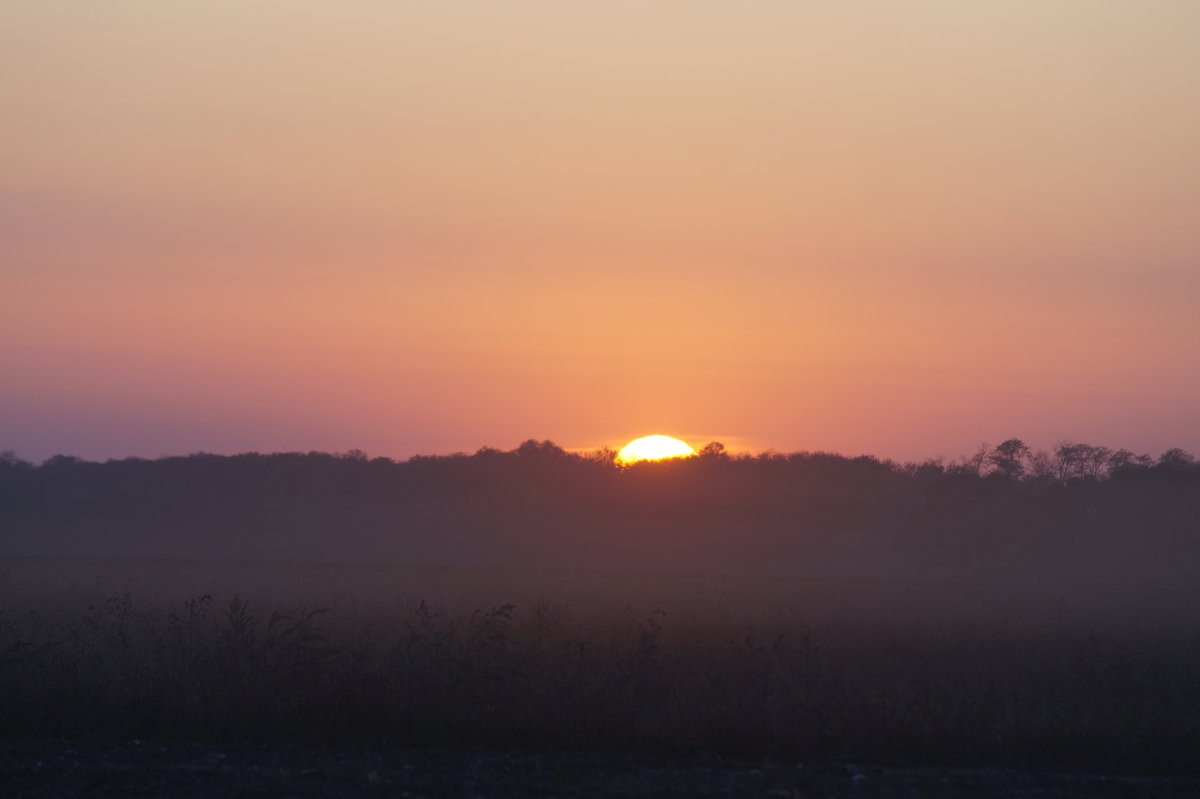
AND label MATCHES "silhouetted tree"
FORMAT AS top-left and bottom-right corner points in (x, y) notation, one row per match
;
(586, 447), (619, 465)
(1107, 449), (1151, 473)
(907, 458), (945, 480)
(987, 439), (1030, 480)
(1157, 448), (1196, 471)
(1054, 442), (1095, 481)
(1083, 445), (1113, 479)
(950, 443), (990, 476)
(1026, 449), (1057, 482)
(516, 439), (567, 460)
